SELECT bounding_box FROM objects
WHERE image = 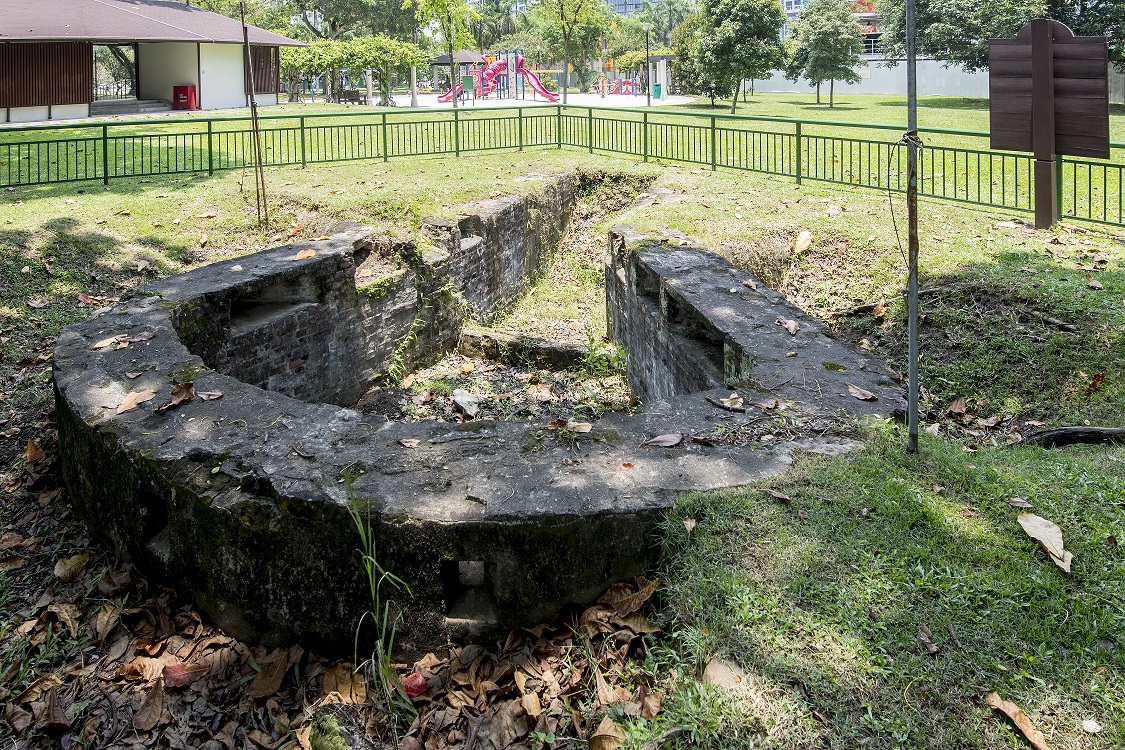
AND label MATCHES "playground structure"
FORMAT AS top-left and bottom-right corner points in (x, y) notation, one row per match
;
(438, 52), (561, 104)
